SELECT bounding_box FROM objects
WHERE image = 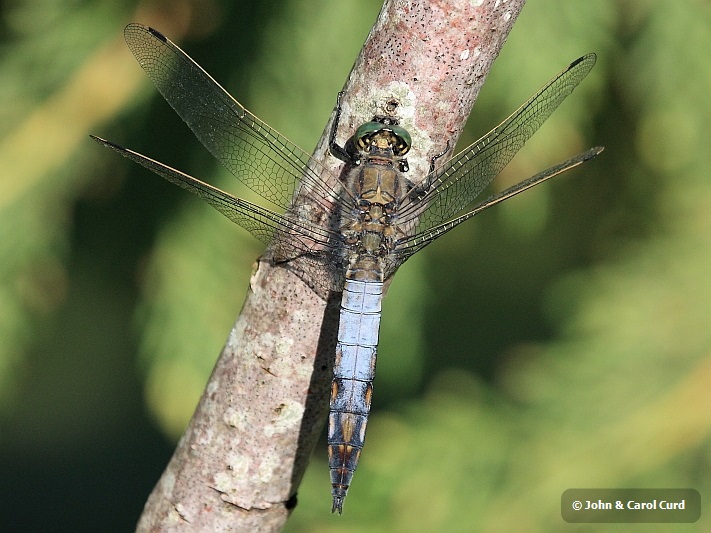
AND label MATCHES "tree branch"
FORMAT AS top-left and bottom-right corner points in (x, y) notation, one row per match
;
(136, 0), (525, 530)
